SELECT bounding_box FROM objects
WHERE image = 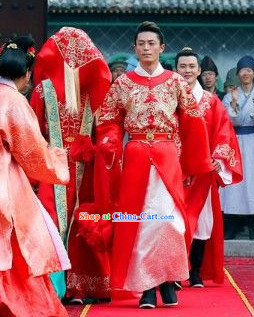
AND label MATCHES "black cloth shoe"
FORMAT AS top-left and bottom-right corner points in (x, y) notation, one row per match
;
(174, 281), (182, 291)
(189, 270), (204, 288)
(139, 288), (157, 309)
(159, 282), (178, 306)
(65, 298), (83, 305)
